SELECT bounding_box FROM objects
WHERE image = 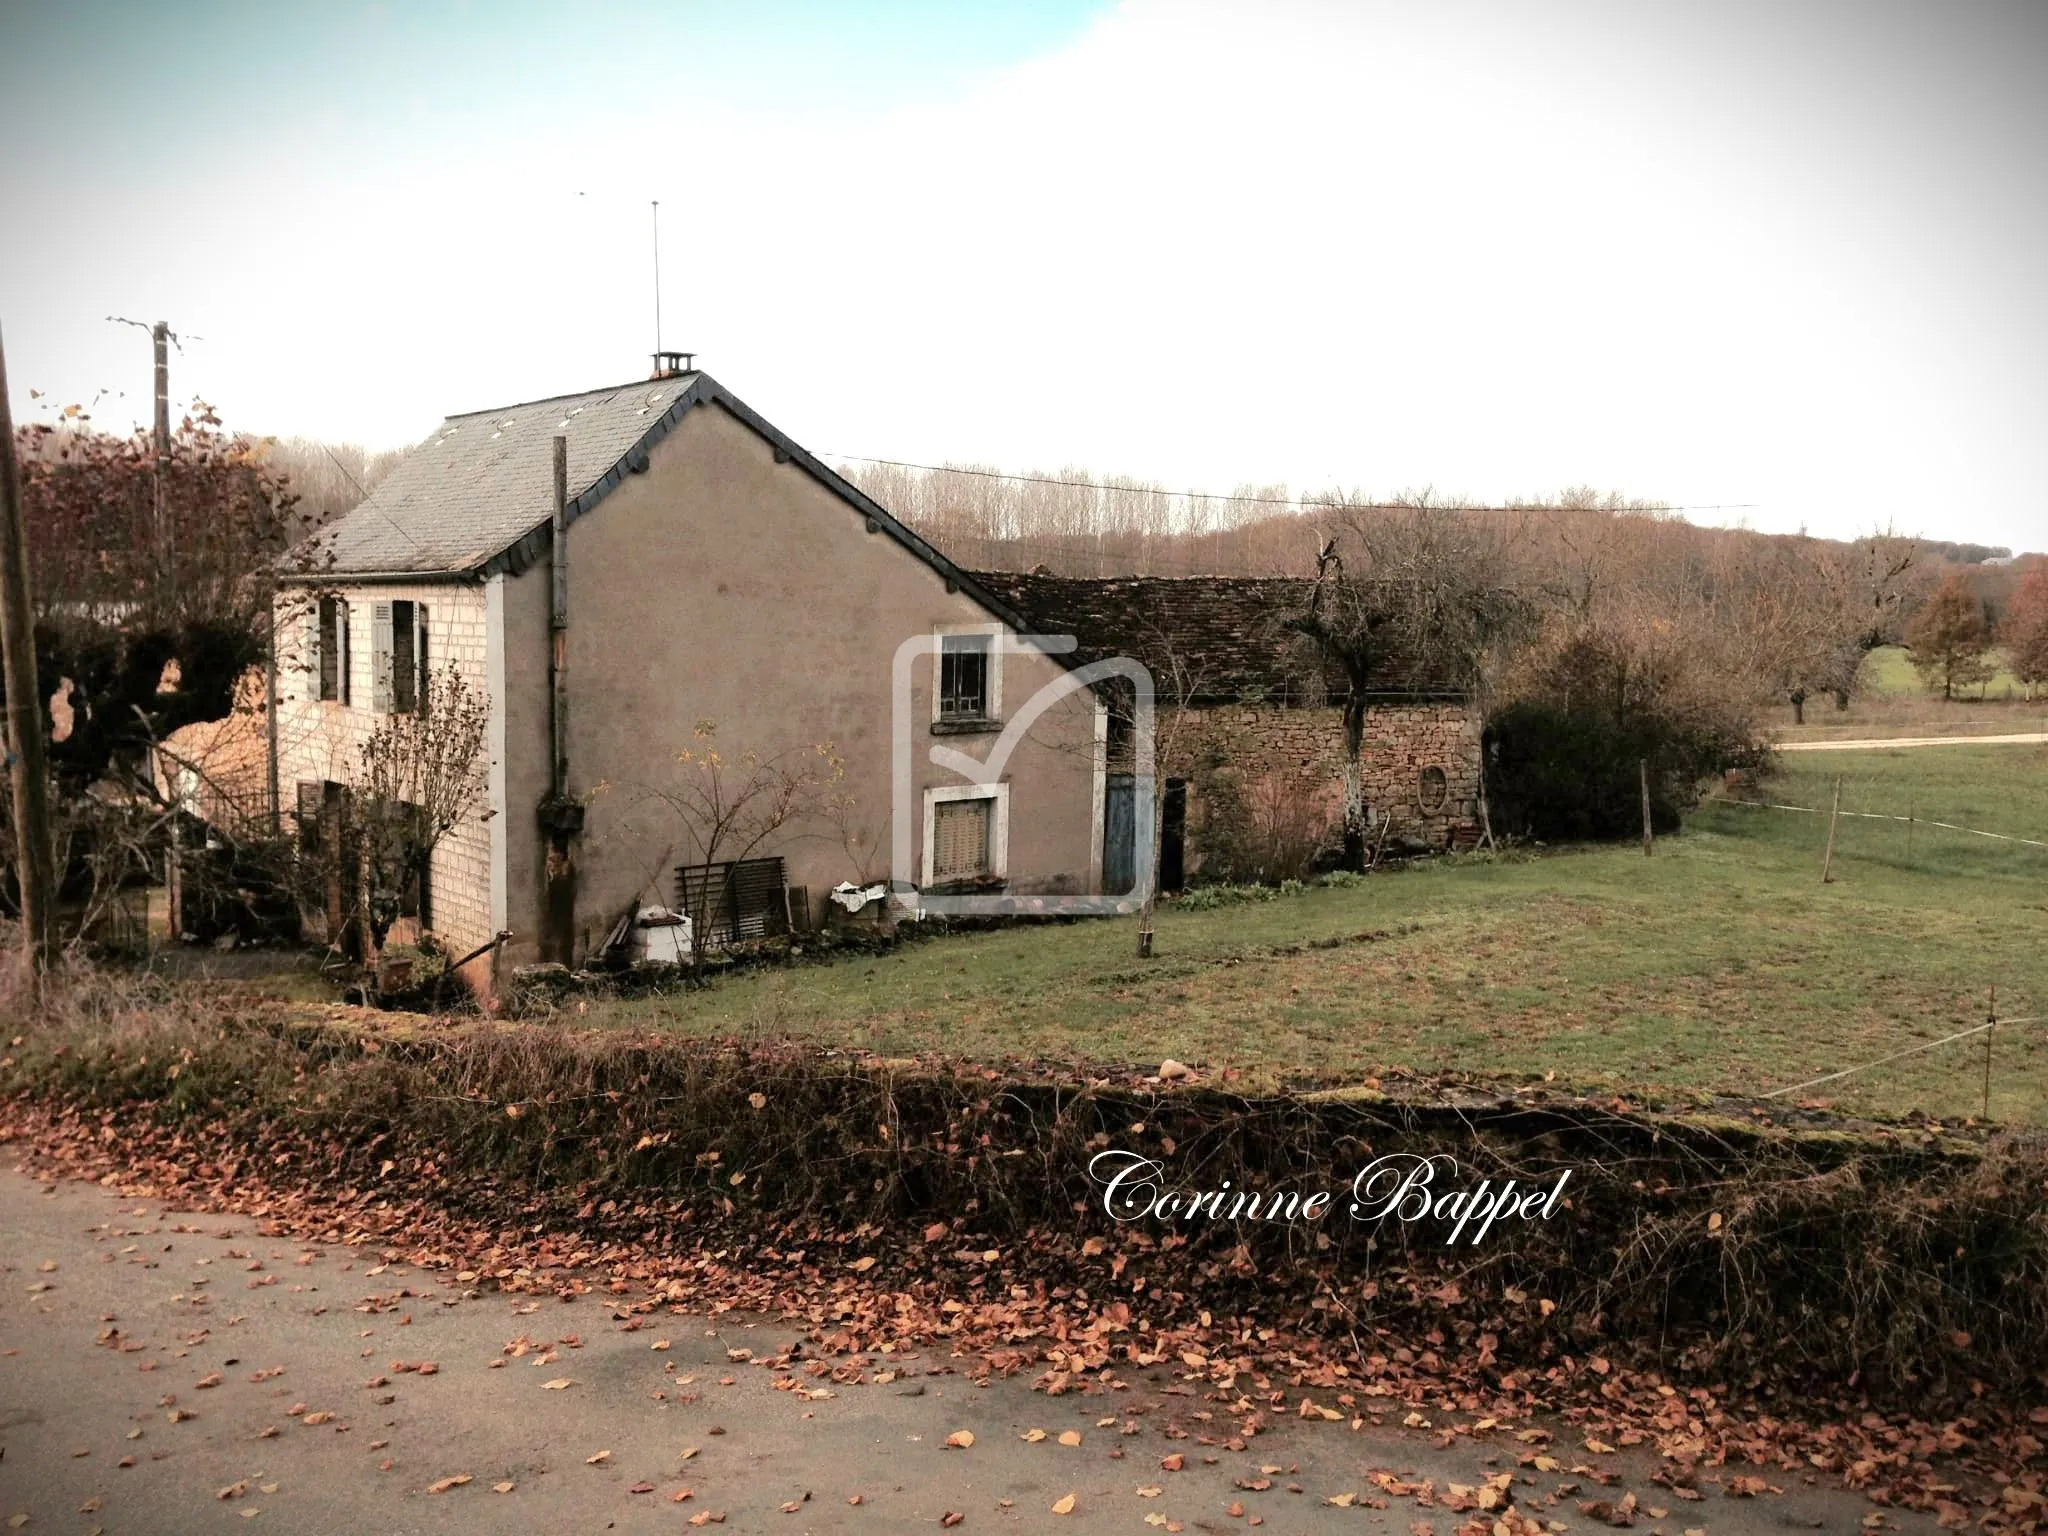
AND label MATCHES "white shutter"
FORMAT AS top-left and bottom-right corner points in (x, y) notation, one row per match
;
(370, 602), (394, 713)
